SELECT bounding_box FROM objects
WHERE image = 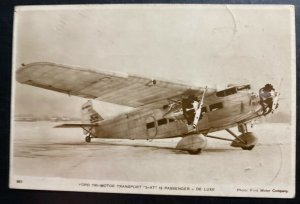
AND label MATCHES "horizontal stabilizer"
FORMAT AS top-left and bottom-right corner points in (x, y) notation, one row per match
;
(54, 123), (99, 128)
